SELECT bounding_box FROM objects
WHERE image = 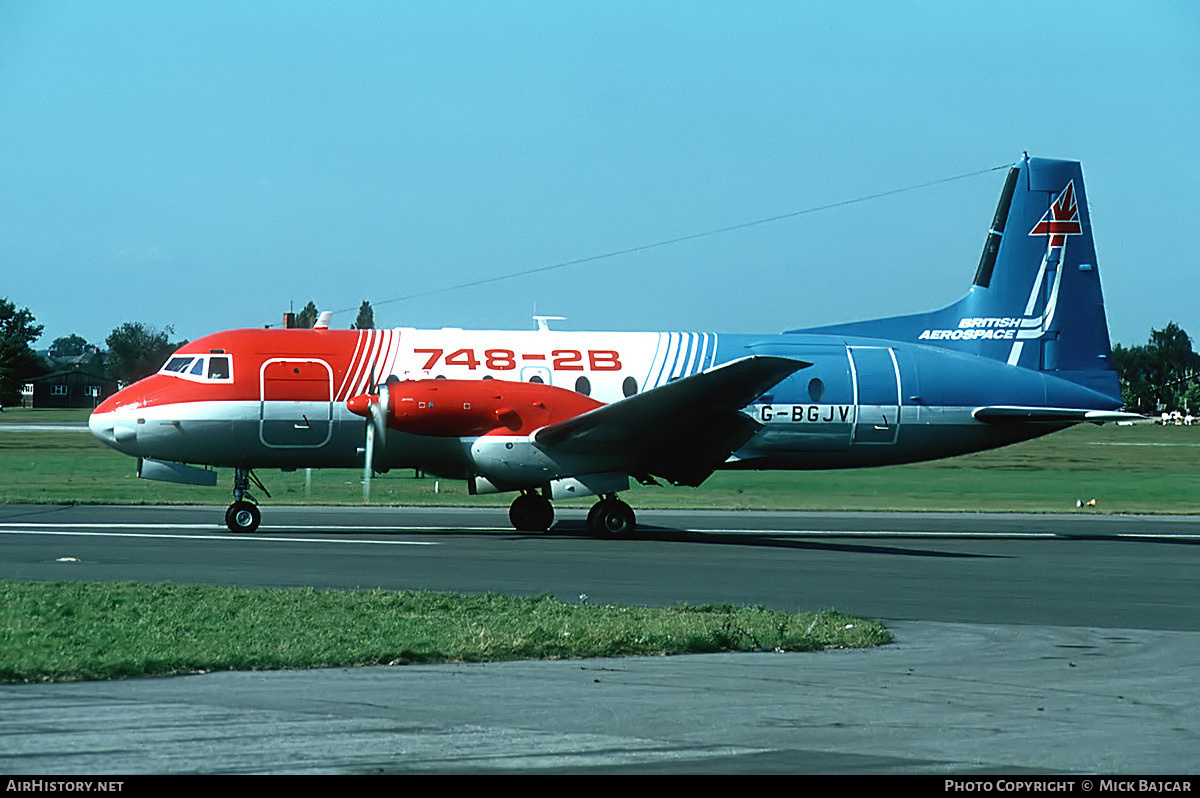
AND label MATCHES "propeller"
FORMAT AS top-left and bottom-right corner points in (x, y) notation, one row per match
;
(366, 382), (389, 501)
(350, 375), (390, 503)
